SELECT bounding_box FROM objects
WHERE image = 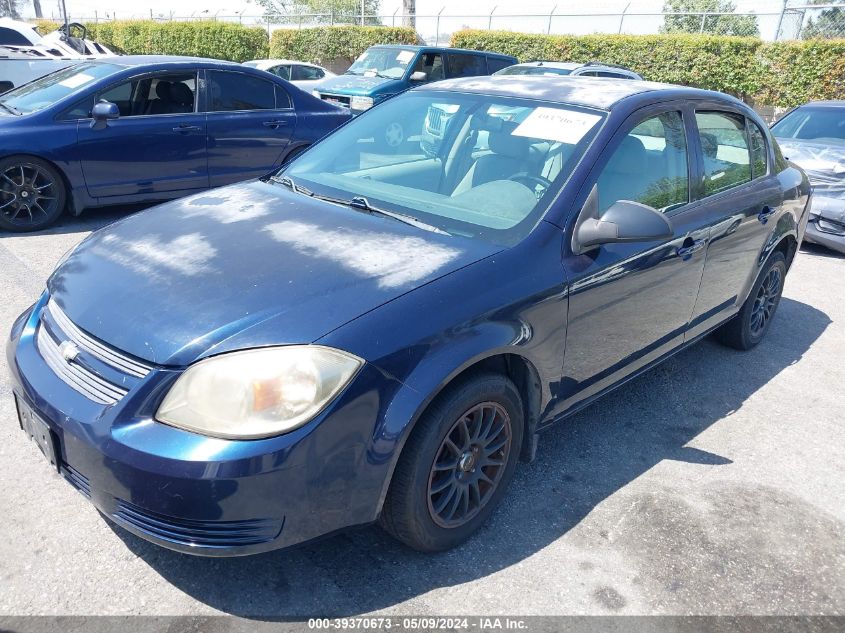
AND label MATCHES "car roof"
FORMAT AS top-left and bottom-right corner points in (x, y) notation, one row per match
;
(419, 75), (739, 111)
(97, 55), (240, 67)
(796, 100), (845, 108)
(511, 61), (581, 70)
(247, 59), (323, 68)
(371, 44), (514, 58)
